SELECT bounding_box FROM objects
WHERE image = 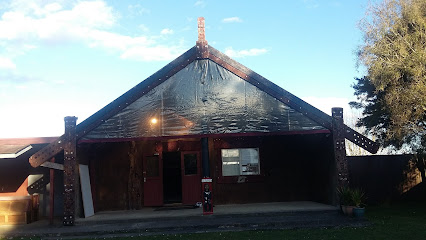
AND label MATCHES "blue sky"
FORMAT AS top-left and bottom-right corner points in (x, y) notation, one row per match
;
(0, 0), (373, 138)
